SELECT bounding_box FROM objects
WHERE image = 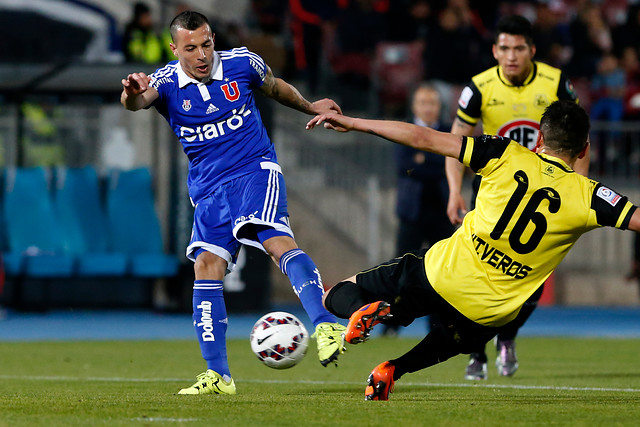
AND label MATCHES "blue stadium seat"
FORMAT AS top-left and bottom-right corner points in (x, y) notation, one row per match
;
(3, 167), (74, 277)
(107, 168), (178, 277)
(54, 166), (127, 276)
